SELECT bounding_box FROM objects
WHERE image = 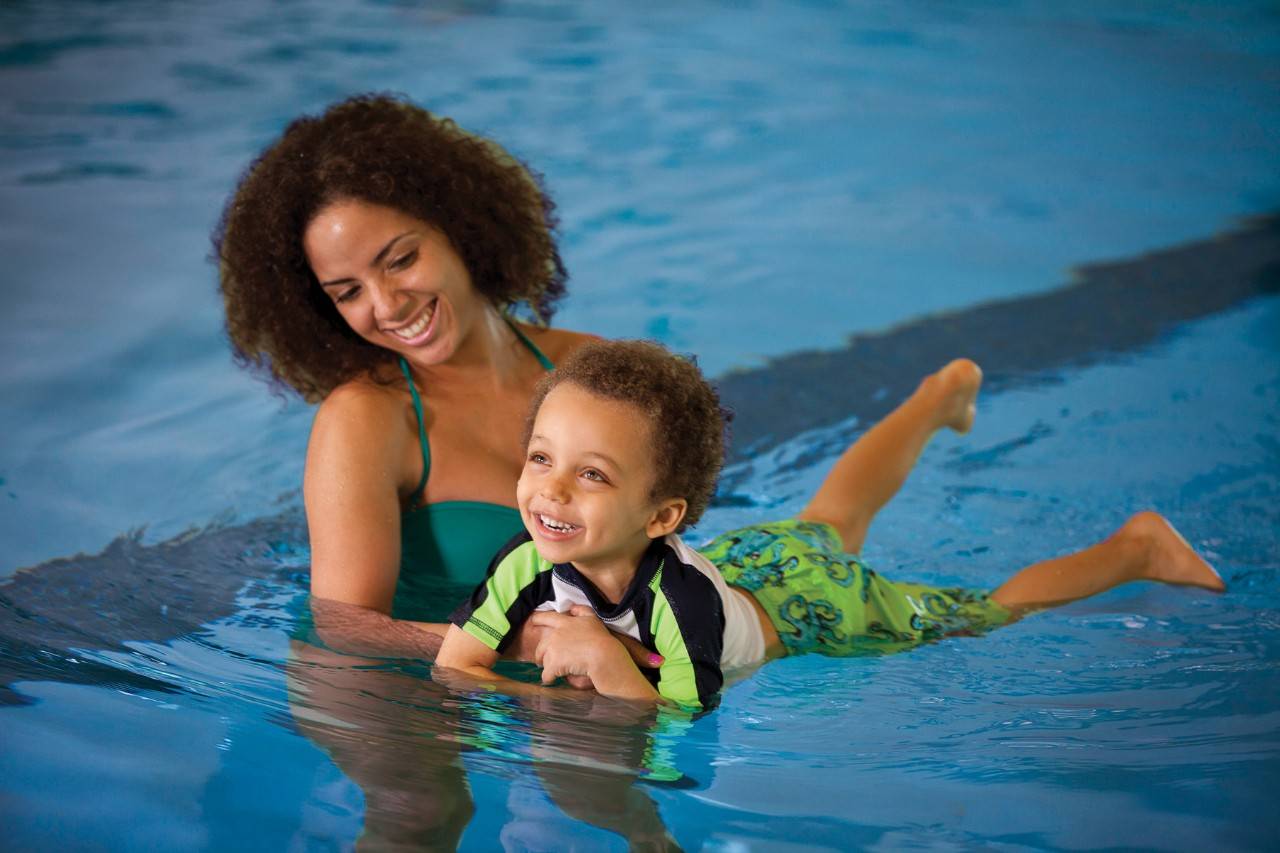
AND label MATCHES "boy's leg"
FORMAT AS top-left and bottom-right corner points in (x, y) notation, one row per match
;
(797, 359), (983, 553)
(990, 511), (1225, 614)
